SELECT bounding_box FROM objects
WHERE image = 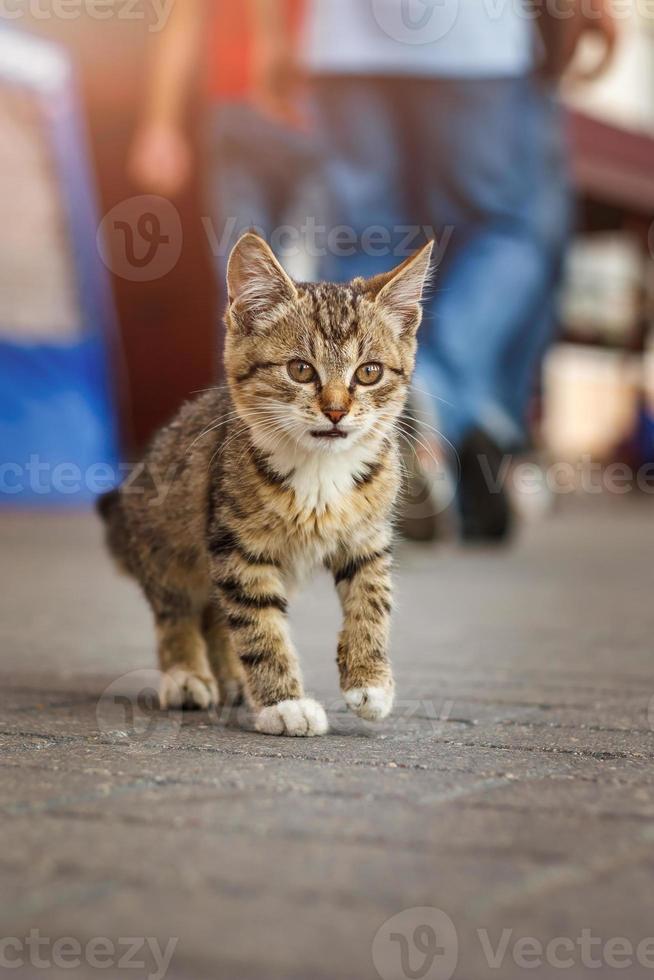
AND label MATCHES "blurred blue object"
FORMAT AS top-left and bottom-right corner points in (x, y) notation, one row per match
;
(635, 403), (654, 466)
(0, 27), (119, 506)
